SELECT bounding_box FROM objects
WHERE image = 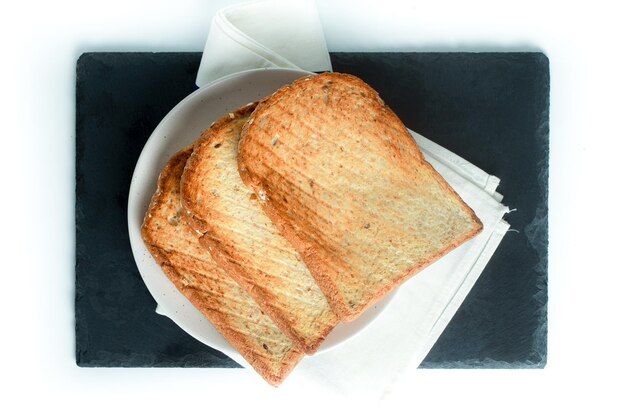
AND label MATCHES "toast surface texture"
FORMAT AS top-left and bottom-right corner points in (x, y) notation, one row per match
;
(181, 104), (338, 354)
(238, 72), (483, 321)
(141, 146), (303, 386)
